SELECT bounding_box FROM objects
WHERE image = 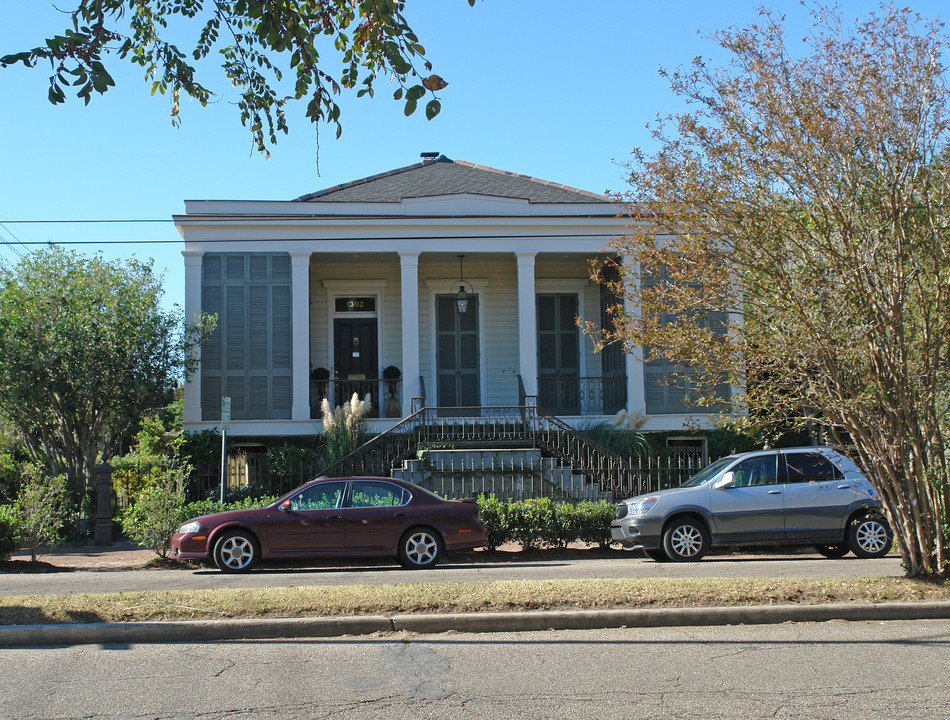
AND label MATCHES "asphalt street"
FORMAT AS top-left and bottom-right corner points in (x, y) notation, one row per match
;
(2, 619), (948, 719)
(0, 552), (906, 597)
